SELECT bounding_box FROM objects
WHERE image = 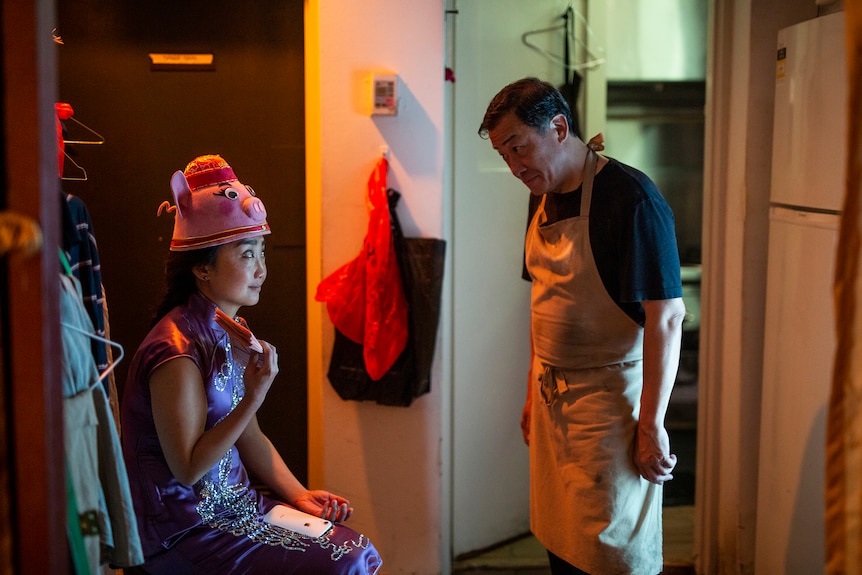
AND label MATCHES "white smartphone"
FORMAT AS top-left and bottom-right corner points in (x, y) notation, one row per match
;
(262, 505), (333, 538)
